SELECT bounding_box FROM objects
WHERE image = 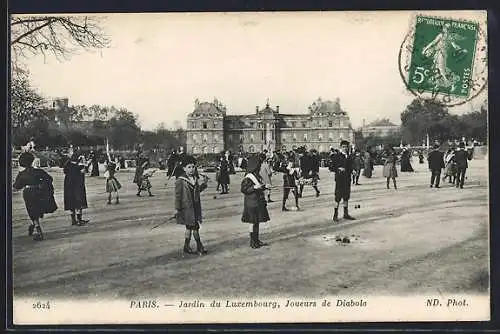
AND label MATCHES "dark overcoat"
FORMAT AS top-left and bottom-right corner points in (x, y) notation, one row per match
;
(453, 149), (470, 169)
(330, 152), (354, 202)
(175, 174), (208, 228)
(218, 159), (230, 184)
(428, 149), (445, 171)
(63, 161), (88, 211)
(241, 173), (270, 224)
(13, 167), (57, 220)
